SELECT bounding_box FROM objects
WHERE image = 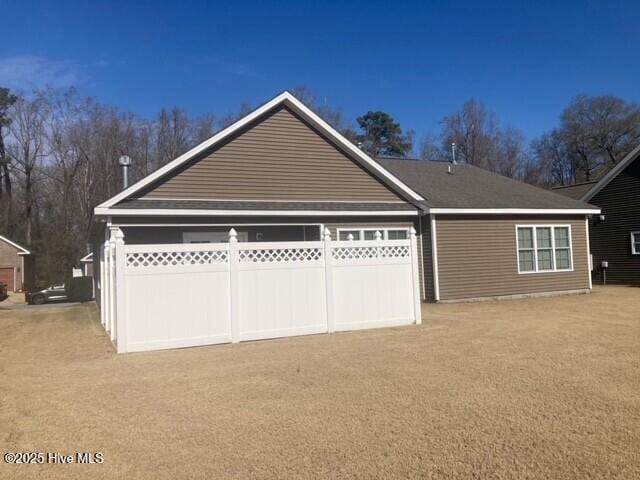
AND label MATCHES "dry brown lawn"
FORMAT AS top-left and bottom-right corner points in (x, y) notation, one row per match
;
(1, 286), (639, 479)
